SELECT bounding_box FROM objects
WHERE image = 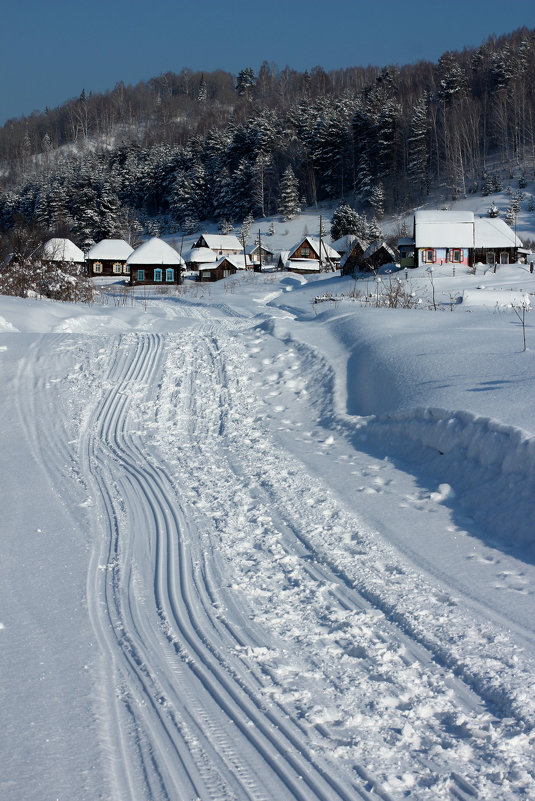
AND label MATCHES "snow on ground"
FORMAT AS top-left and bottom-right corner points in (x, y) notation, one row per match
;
(0, 258), (534, 801)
